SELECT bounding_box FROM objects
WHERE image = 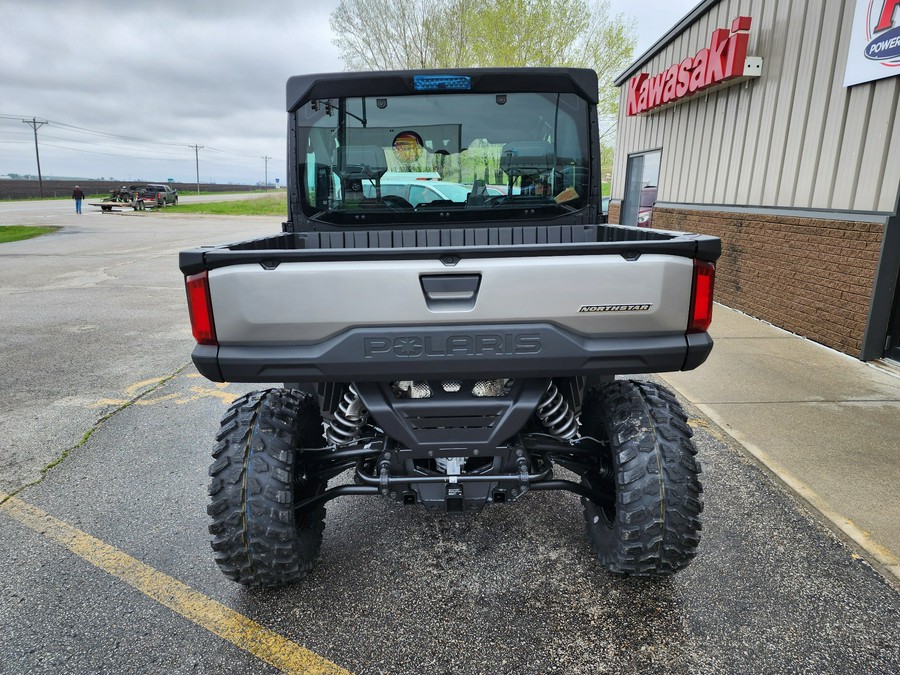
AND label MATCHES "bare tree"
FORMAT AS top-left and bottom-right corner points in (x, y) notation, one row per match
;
(330, 0), (636, 116)
(330, 0), (445, 70)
